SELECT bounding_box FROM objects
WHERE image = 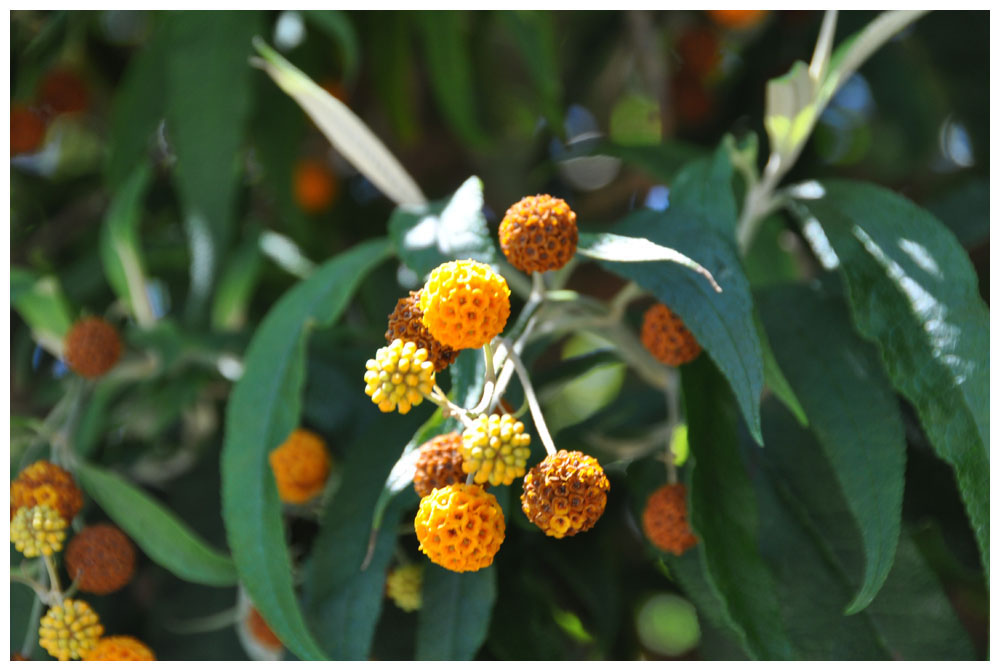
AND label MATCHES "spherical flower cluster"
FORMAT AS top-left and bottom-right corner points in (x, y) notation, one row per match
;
(413, 432), (467, 498)
(11, 460), (84, 522)
(640, 303), (701, 367)
(268, 429), (332, 504)
(499, 194), (579, 274)
(521, 450), (610, 539)
(419, 260), (511, 350)
(11, 103), (46, 156)
(414, 483), (505, 573)
(11, 505), (66, 557)
(460, 413), (532, 487)
(83, 636), (155, 661)
(386, 564), (424, 612)
(385, 290), (458, 372)
(65, 524), (137, 595)
(643, 484), (698, 556)
(38, 68), (90, 116)
(38, 599), (104, 661)
(246, 607), (283, 651)
(293, 158), (338, 214)
(64, 316), (122, 379)
(364, 339), (436, 414)
(707, 9), (768, 30)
